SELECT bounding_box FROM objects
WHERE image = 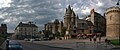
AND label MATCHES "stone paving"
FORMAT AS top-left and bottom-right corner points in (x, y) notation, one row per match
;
(31, 37), (117, 50)
(1, 37), (118, 50)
